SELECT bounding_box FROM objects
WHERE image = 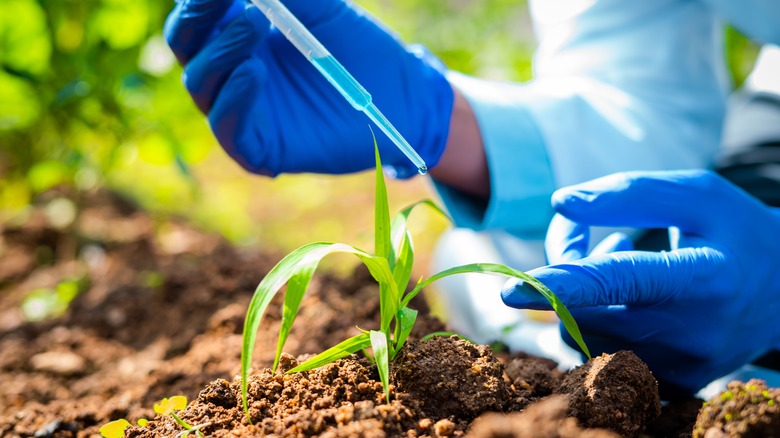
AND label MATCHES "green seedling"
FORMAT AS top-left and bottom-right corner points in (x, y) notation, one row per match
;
(99, 419), (131, 438)
(99, 396), (209, 438)
(240, 139), (590, 421)
(98, 417), (148, 438)
(153, 396), (209, 437)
